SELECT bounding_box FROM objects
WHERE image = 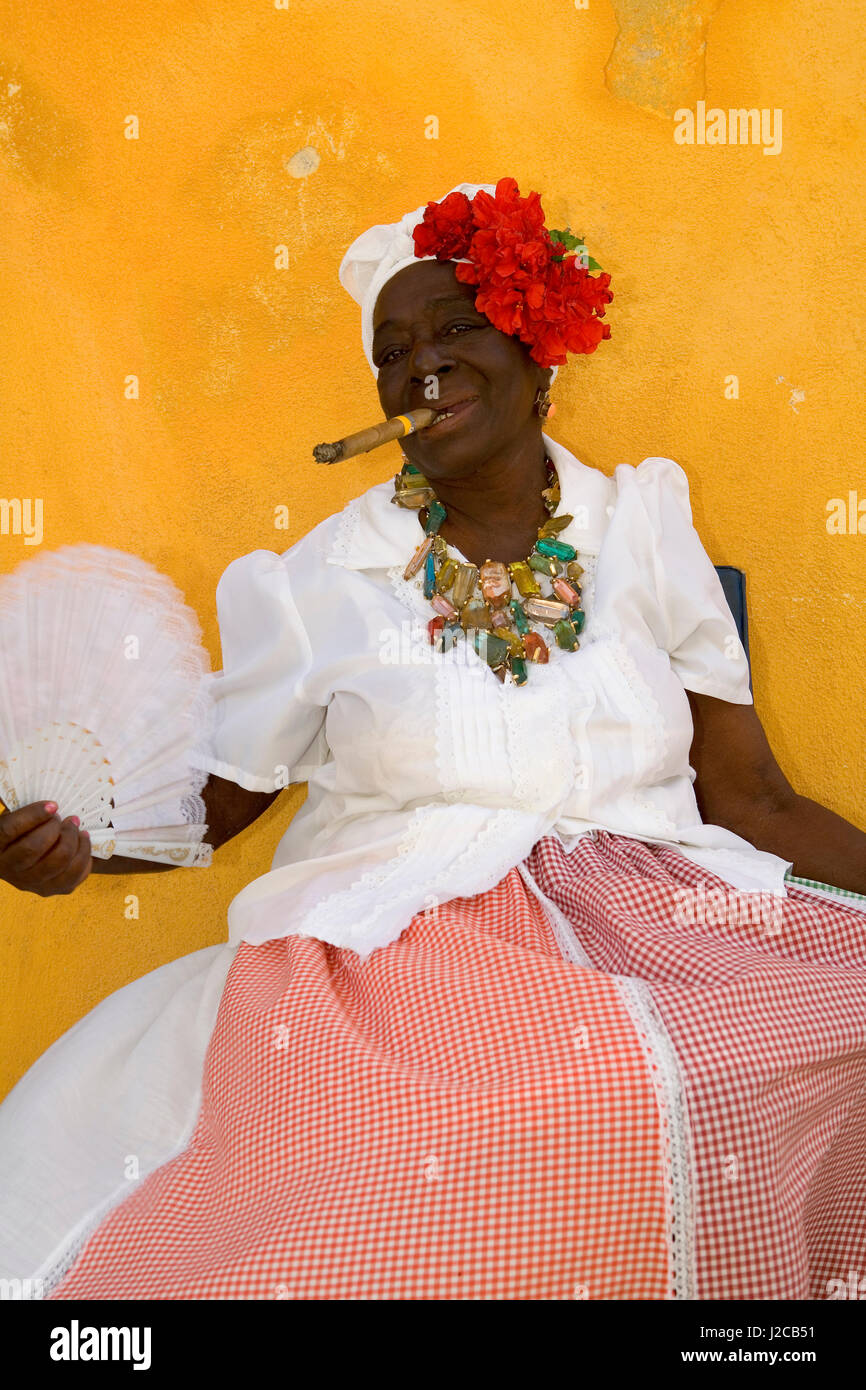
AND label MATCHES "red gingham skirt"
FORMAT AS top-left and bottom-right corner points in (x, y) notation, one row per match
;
(49, 831), (866, 1300)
